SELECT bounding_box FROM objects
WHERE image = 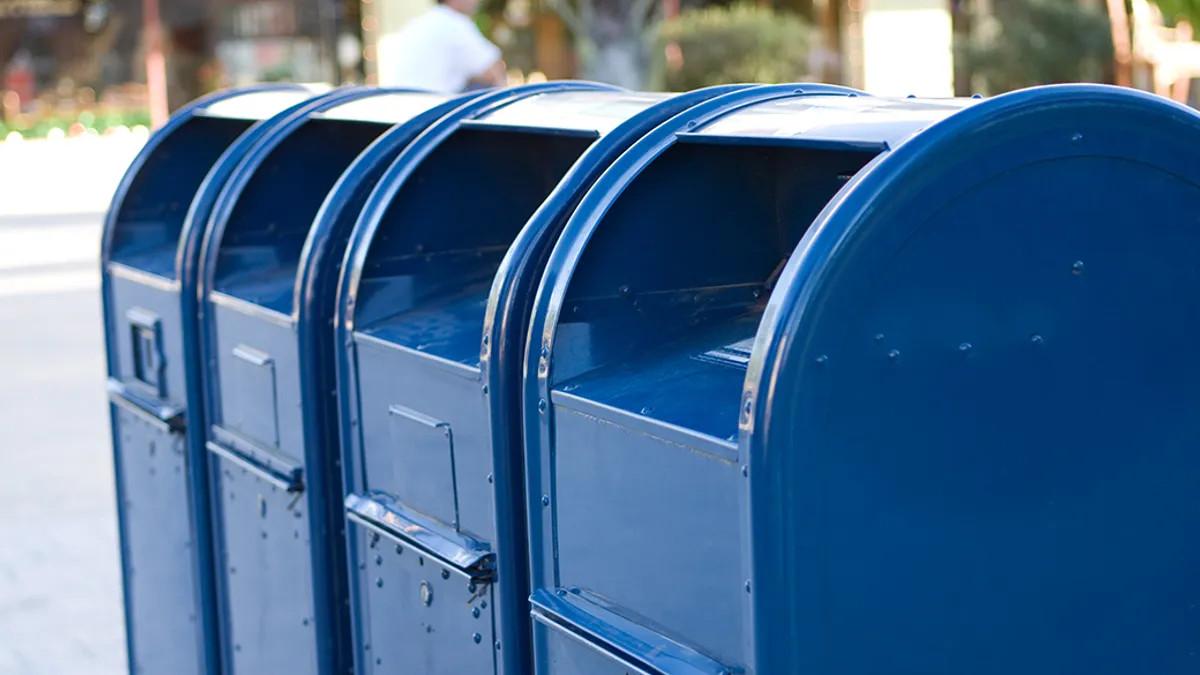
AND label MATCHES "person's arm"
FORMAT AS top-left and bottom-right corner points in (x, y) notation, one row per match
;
(458, 20), (506, 88)
(469, 58), (507, 87)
